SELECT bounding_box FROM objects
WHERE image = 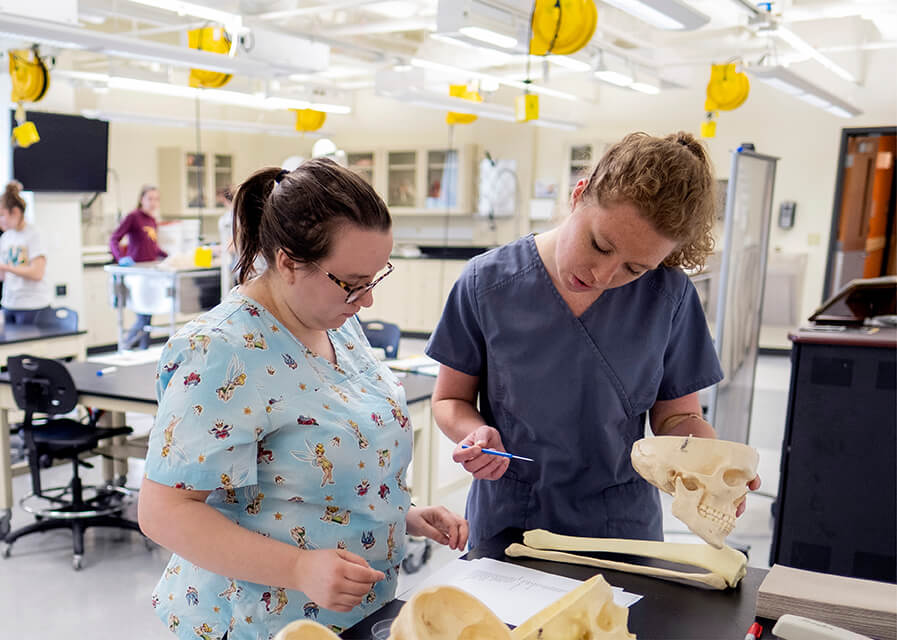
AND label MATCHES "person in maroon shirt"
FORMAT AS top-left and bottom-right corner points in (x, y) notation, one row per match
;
(109, 185), (167, 349)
